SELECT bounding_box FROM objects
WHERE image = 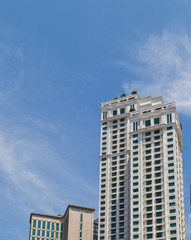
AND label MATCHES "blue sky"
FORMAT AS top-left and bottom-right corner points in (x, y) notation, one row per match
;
(0, 0), (191, 239)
